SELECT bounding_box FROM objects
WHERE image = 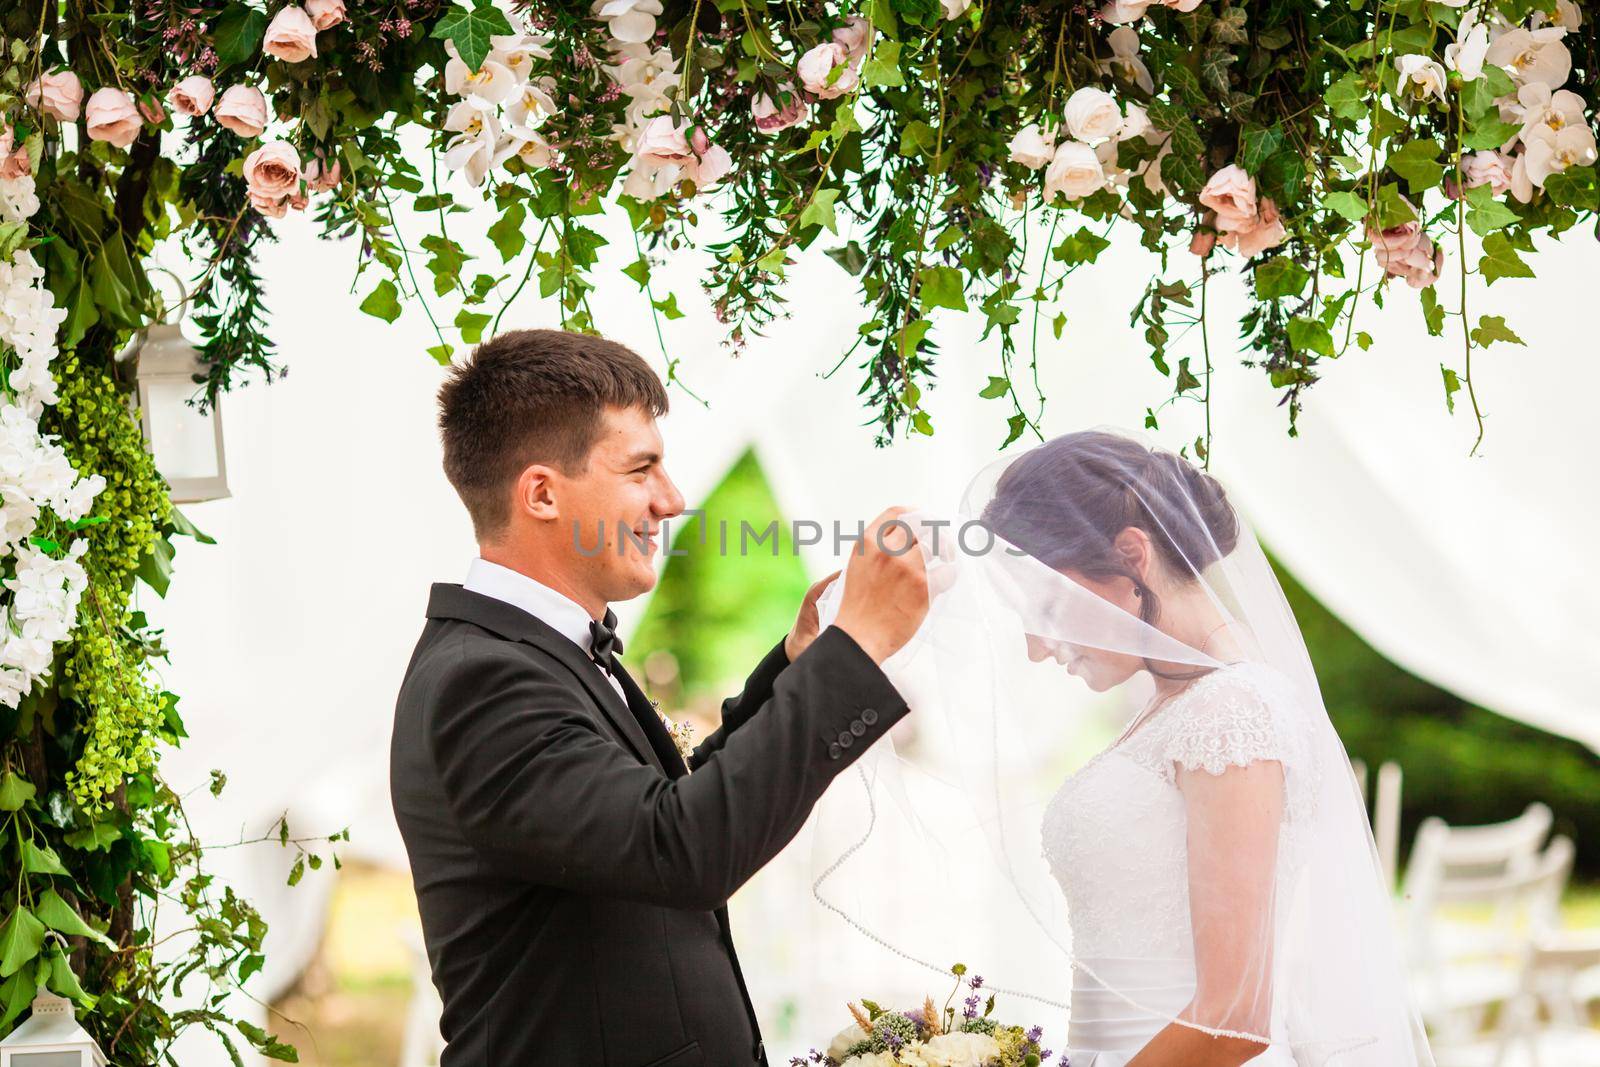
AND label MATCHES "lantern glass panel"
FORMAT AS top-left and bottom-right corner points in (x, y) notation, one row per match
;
(11, 1054), (85, 1066)
(141, 377), (220, 482)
